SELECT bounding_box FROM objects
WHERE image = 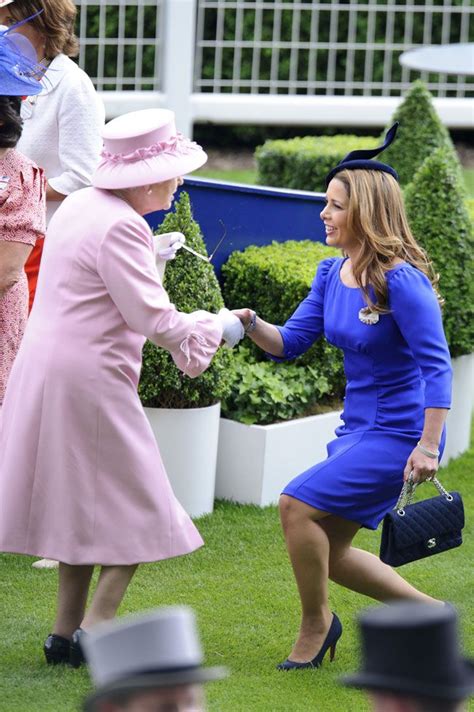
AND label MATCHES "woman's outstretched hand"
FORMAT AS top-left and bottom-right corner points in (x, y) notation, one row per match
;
(231, 308), (254, 331)
(217, 308), (245, 348)
(403, 447), (439, 484)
